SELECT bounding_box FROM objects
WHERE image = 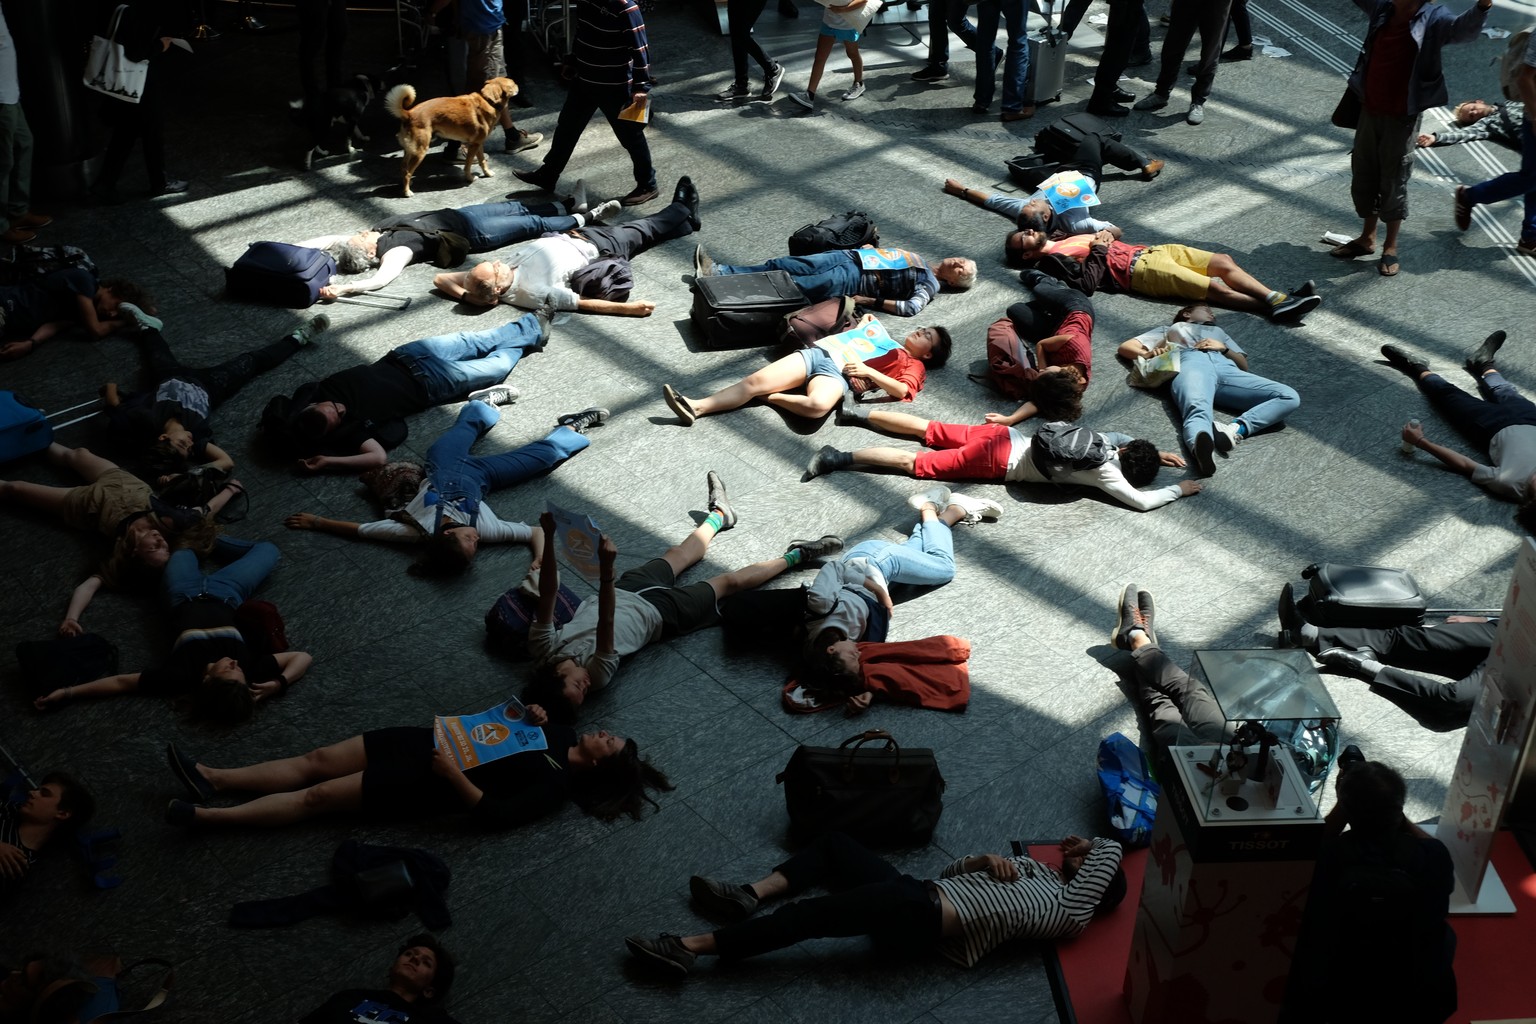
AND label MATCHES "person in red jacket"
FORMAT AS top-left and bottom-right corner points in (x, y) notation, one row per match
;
(789, 634), (971, 713)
